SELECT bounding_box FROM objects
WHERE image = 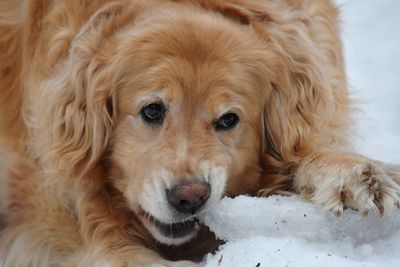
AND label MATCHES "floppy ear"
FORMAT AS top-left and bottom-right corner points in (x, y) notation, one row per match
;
(38, 3), (136, 178)
(256, 19), (349, 194)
